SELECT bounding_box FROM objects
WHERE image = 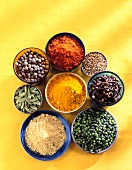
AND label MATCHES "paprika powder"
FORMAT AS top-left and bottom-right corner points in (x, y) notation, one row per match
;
(46, 33), (85, 71)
